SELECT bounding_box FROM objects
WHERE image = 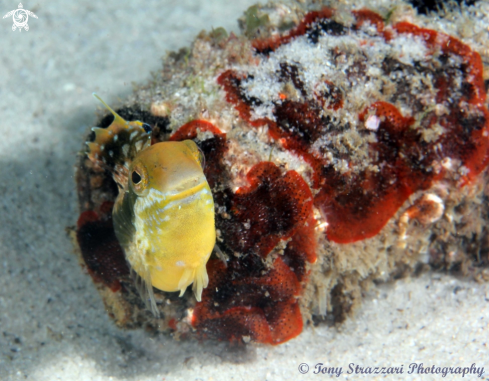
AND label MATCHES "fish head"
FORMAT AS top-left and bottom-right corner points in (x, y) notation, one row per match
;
(129, 140), (206, 197)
